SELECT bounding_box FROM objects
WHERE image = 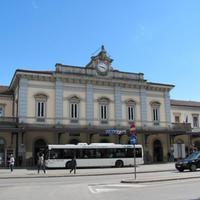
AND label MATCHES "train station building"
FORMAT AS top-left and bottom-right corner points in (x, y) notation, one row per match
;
(0, 46), (199, 166)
